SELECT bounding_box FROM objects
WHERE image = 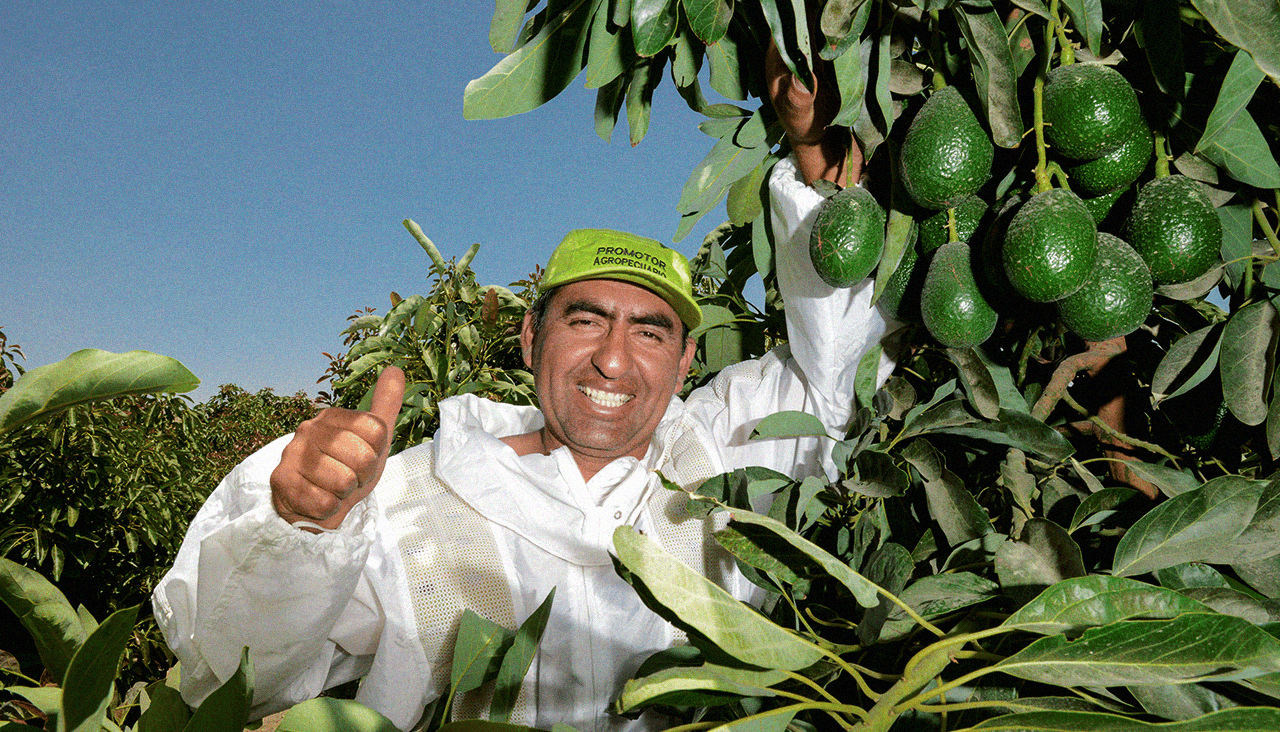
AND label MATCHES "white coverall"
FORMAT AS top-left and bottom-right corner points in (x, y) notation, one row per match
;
(151, 157), (897, 732)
